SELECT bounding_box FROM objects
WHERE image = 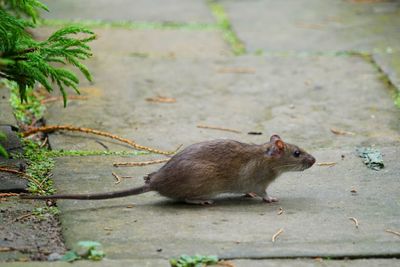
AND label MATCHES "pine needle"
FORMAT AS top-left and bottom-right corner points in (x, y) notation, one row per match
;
(272, 228), (284, 243)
